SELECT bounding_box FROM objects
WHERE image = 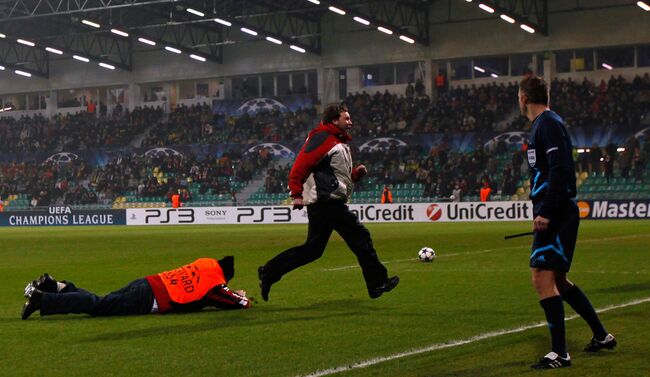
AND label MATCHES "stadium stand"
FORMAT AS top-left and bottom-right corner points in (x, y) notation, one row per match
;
(1, 75), (649, 210)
